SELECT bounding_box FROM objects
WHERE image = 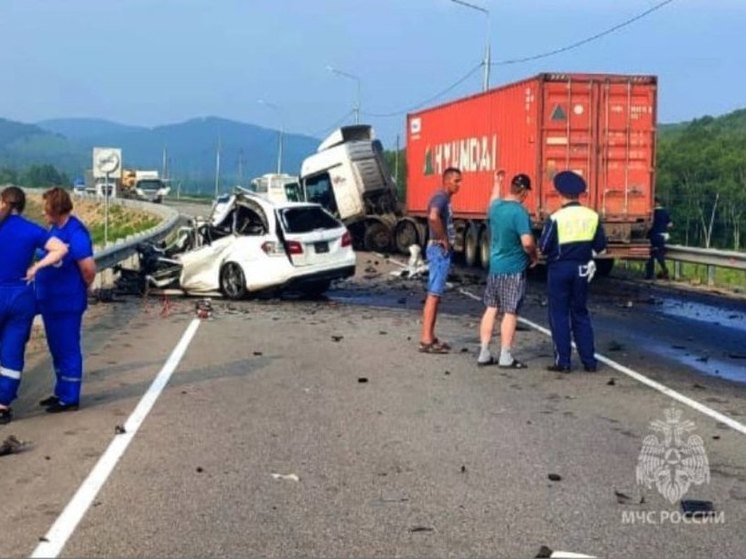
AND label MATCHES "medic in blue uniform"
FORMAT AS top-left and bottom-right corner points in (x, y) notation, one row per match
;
(539, 172), (607, 373)
(0, 186), (68, 424)
(35, 187), (97, 413)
